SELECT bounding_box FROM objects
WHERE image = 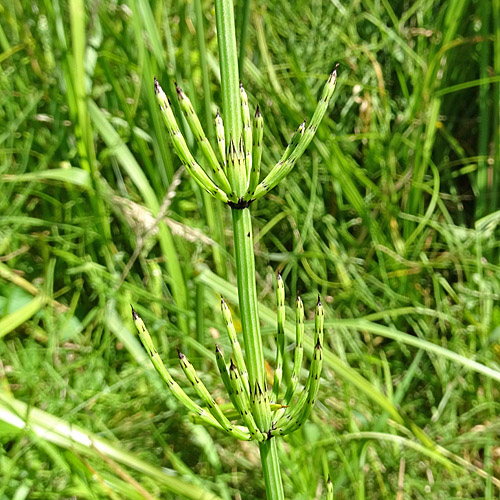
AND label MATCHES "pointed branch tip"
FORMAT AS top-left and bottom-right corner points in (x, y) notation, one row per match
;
(317, 295), (322, 306)
(177, 348), (185, 359)
(130, 305), (138, 320)
(330, 64), (339, 81)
